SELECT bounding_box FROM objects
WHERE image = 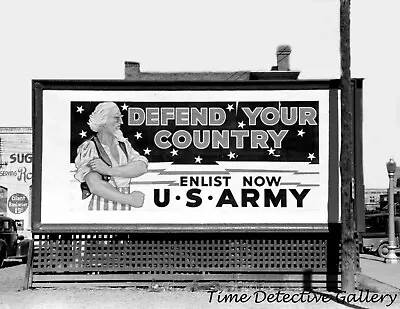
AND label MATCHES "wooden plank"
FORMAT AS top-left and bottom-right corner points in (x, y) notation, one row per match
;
(32, 281), (340, 289)
(32, 79), (340, 92)
(32, 223), (331, 234)
(32, 266), (332, 274)
(353, 79), (365, 233)
(30, 264), (339, 274)
(33, 273), (339, 282)
(23, 239), (34, 289)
